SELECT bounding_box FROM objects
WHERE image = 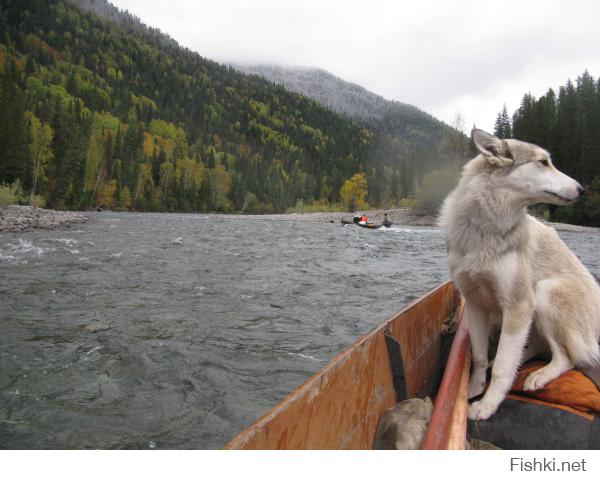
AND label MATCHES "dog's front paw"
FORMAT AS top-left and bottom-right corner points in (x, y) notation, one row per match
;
(468, 399), (498, 421)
